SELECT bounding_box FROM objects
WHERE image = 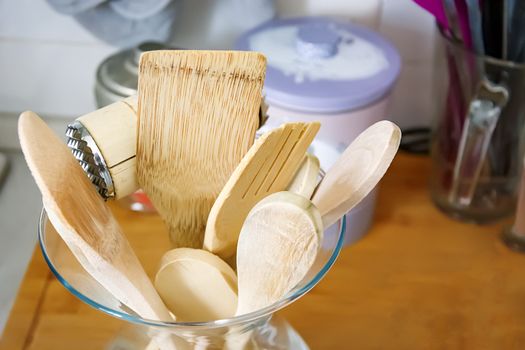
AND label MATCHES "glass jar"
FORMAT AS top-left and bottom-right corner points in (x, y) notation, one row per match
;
(38, 209), (345, 349)
(430, 29), (525, 223)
